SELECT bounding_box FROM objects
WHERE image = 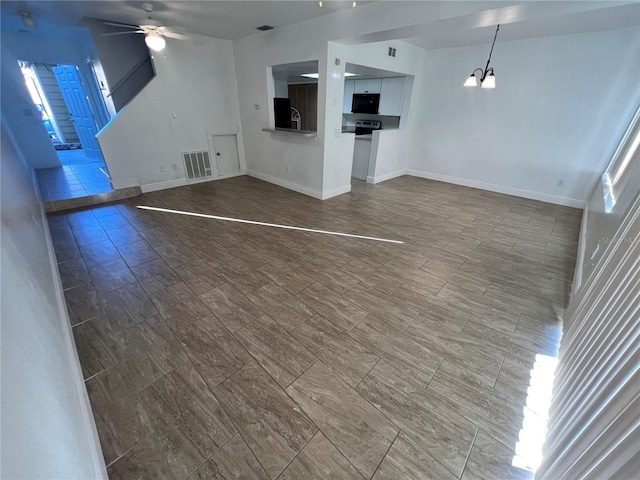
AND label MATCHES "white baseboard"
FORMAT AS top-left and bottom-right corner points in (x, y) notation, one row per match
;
(140, 178), (186, 193)
(406, 169), (586, 208)
(322, 184), (351, 199)
(366, 168), (407, 185)
(111, 177), (140, 190)
(247, 170), (323, 199)
(217, 171), (245, 181)
(40, 206), (108, 479)
(140, 172), (245, 194)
